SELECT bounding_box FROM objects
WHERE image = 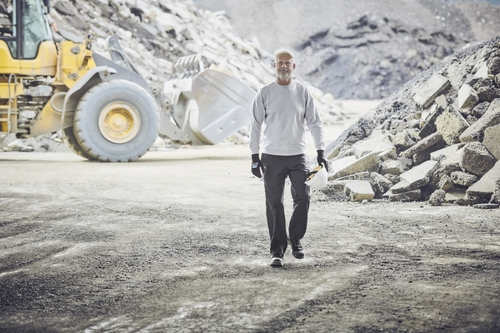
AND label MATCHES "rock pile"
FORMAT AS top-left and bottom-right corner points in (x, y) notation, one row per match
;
(322, 36), (500, 207)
